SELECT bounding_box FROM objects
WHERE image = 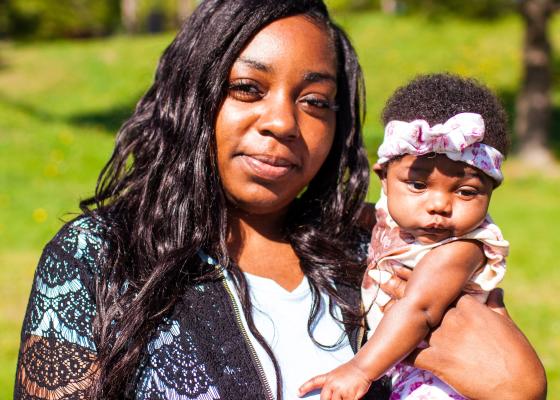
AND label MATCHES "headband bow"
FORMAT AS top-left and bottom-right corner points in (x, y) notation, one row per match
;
(377, 112), (503, 184)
